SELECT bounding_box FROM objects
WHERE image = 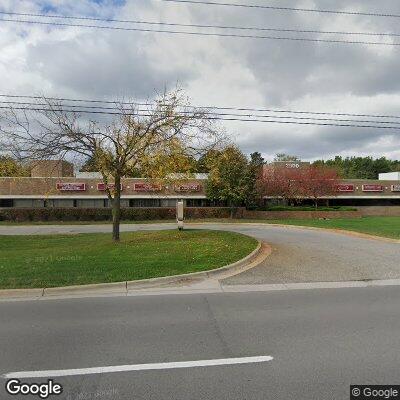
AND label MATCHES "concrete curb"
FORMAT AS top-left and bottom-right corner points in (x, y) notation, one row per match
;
(221, 278), (400, 292)
(4, 276), (400, 302)
(0, 239), (268, 300)
(126, 241), (270, 290)
(122, 278), (400, 297)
